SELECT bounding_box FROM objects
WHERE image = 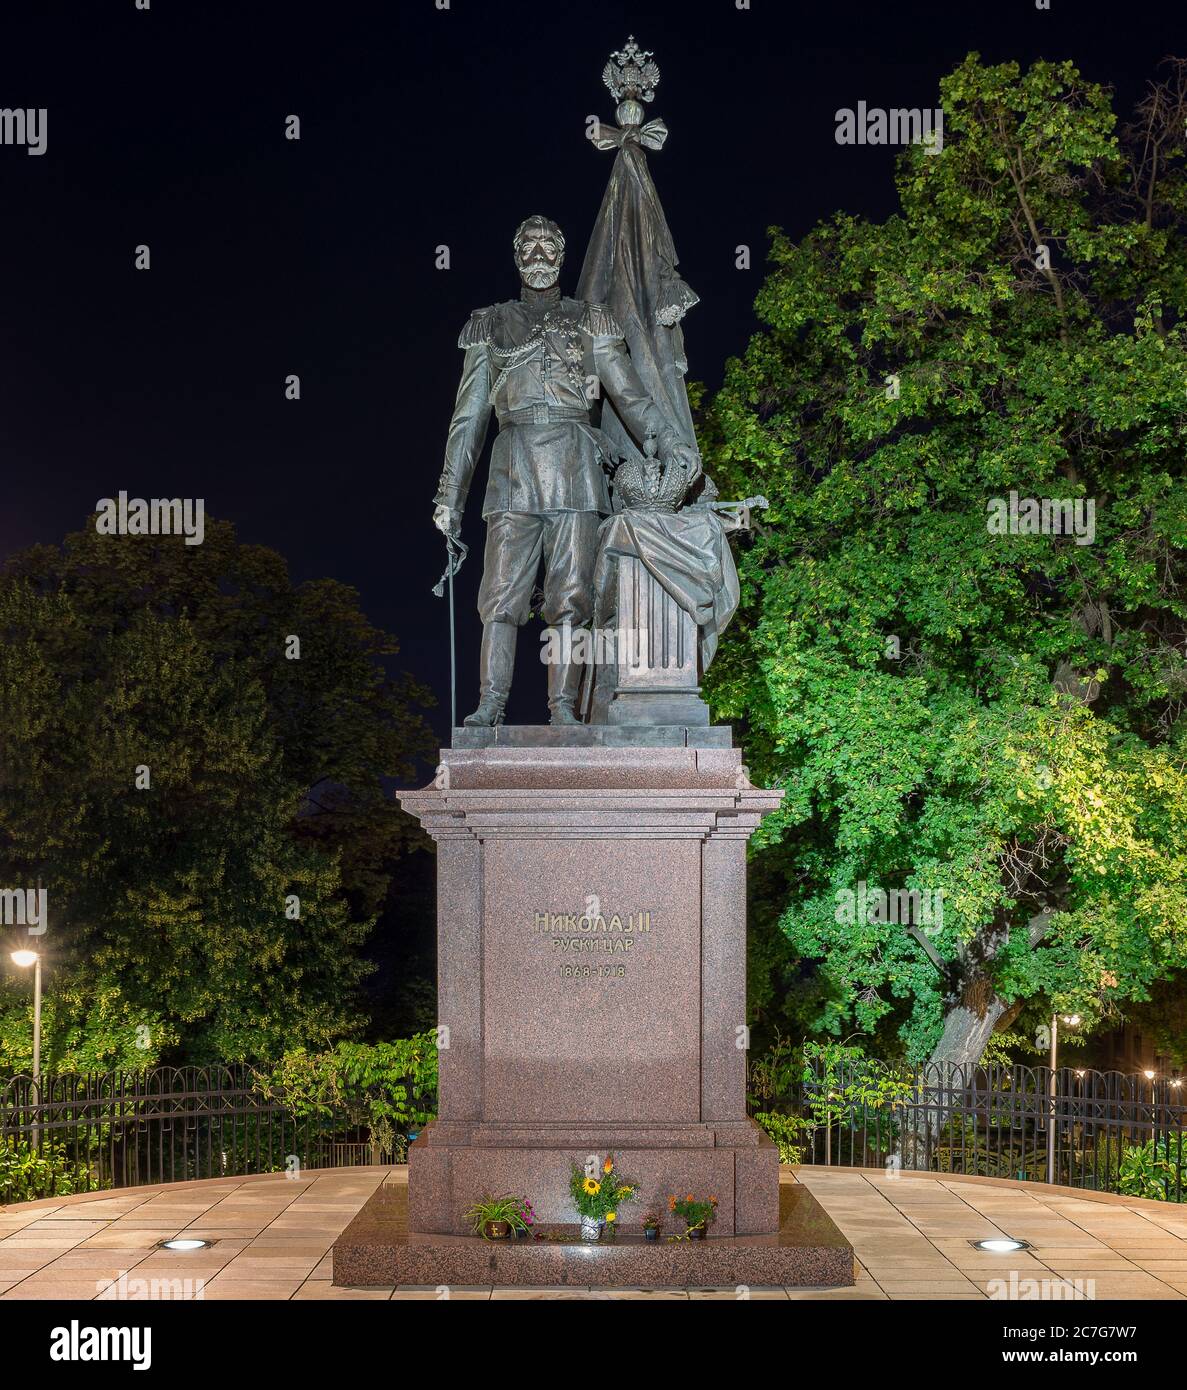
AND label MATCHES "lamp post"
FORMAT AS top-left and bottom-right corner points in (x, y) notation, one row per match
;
(10, 948), (41, 1086)
(1047, 1013), (1081, 1186)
